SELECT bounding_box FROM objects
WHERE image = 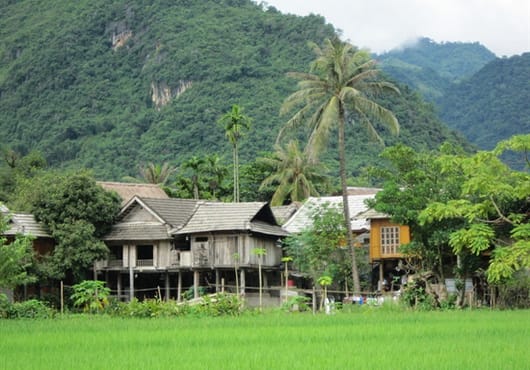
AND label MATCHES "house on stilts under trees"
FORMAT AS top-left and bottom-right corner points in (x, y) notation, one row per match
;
(95, 196), (288, 302)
